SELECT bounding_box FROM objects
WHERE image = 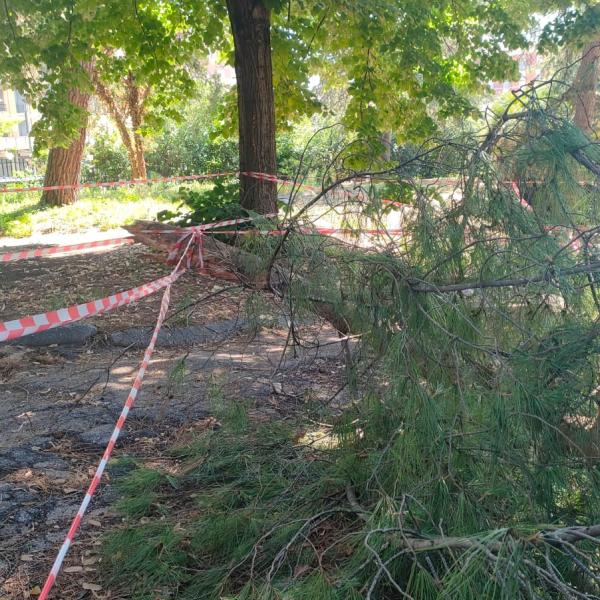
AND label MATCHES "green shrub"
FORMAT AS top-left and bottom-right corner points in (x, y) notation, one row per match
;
(82, 132), (131, 182)
(146, 129), (239, 177)
(158, 180), (246, 226)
